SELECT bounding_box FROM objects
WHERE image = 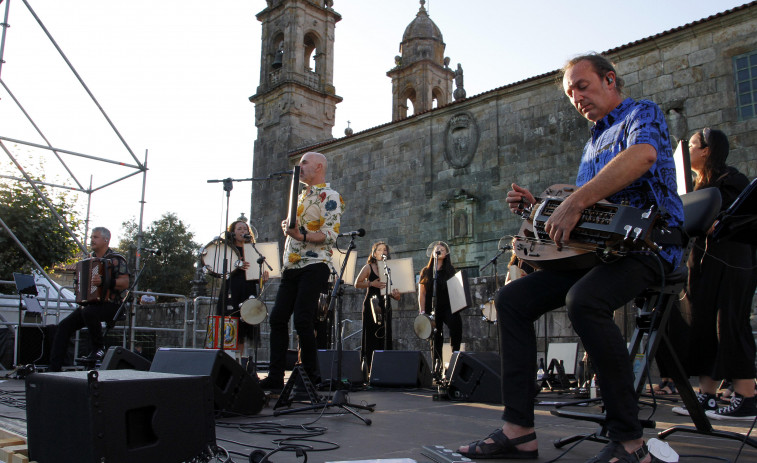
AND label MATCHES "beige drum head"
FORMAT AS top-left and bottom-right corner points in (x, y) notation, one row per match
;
(413, 313), (435, 340)
(240, 297), (266, 325)
(481, 299), (497, 323)
(201, 238), (239, 278)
